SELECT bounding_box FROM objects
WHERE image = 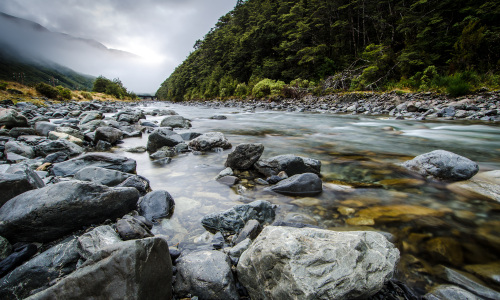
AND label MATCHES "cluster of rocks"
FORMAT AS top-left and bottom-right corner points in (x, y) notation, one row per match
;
(183, 90), (500, 121)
